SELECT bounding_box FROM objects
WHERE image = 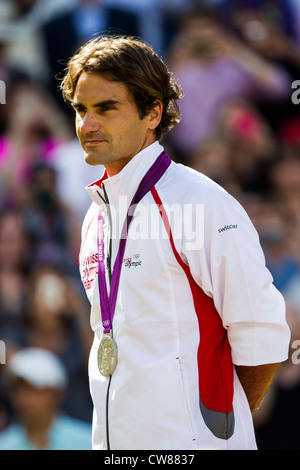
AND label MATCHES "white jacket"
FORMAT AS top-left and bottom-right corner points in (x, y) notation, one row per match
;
(79, 141), (290, 450)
